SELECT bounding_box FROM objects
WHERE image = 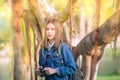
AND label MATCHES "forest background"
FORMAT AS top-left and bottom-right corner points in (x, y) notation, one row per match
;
(0, 0), (120, 80)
